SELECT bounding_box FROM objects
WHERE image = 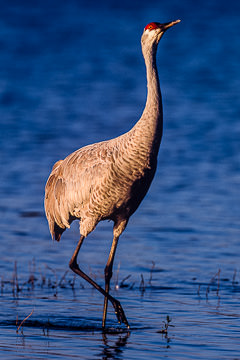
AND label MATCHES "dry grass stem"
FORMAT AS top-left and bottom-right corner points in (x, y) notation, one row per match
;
(206, 269), (221, 299)
(149, 261), (155, 285)
(119, 275), (131, 288)
(16, 309), (34, 334)
(12, 261), (20, 296)
(59, 270), (69, 288)
(139, 274), (145, 294)
(232, 269), (238, 286)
